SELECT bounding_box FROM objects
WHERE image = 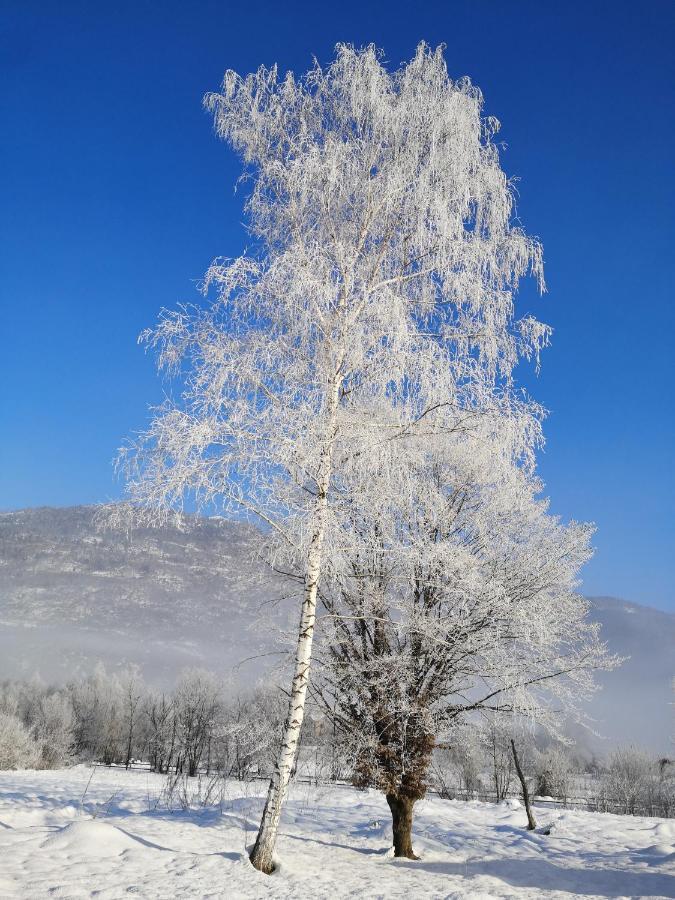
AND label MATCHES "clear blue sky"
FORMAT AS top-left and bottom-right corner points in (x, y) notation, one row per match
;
(1, 1), (673, 610)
